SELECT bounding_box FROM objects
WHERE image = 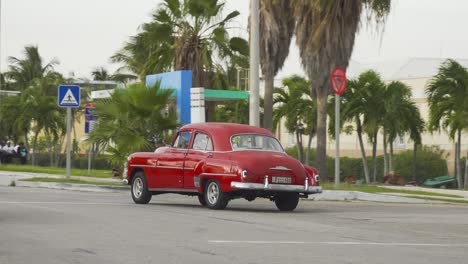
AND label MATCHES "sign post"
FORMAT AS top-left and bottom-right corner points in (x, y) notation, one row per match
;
(58, 85), (80, 179)
(331, 67), (347, 189)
